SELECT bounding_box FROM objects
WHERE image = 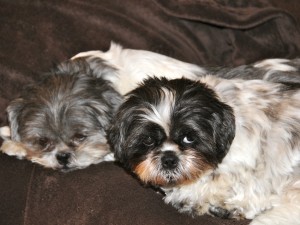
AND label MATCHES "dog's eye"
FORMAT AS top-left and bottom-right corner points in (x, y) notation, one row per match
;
(143, 136), (155, 147)
(182, 136), (195, 144)
(72, 133), (87, 144)
(38, 137), (50, 148)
